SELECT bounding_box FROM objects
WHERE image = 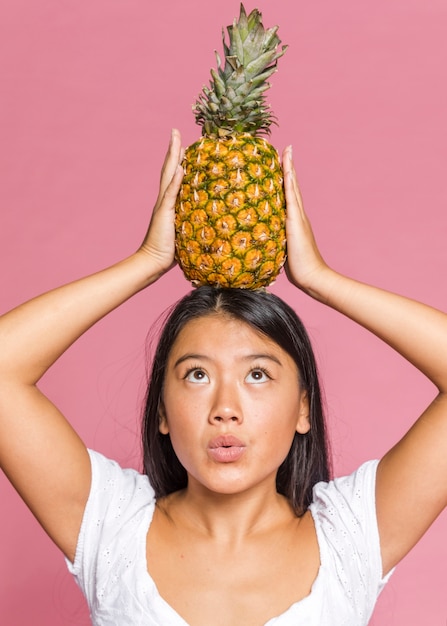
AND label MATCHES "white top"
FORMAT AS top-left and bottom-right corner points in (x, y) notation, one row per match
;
(67, 450), (392, 625)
